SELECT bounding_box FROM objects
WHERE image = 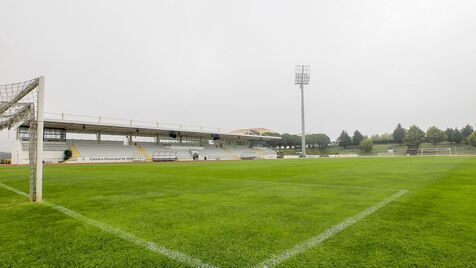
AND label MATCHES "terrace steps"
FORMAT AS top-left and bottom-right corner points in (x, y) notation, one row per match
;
(137, 146), (152, 161)
(69, 145), (81, 161)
